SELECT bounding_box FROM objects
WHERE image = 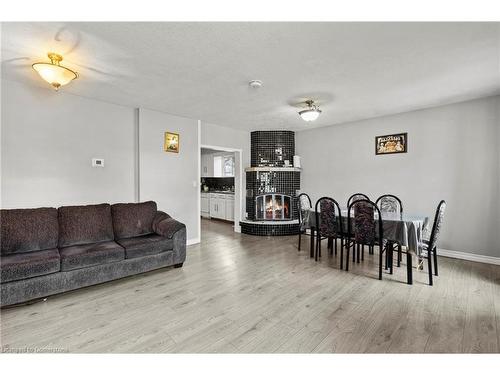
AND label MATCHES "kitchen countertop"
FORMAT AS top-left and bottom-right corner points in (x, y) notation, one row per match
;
(201, 191), (235, 195)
